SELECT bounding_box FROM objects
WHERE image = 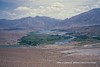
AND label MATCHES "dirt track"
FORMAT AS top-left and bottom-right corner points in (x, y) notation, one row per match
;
(0, 47), (100, 67)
